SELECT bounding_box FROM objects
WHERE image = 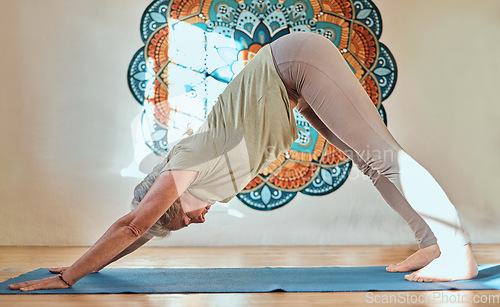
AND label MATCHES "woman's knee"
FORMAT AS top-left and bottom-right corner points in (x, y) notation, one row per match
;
(349, 146), (401, 182)
(350, 153), (380, 182)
